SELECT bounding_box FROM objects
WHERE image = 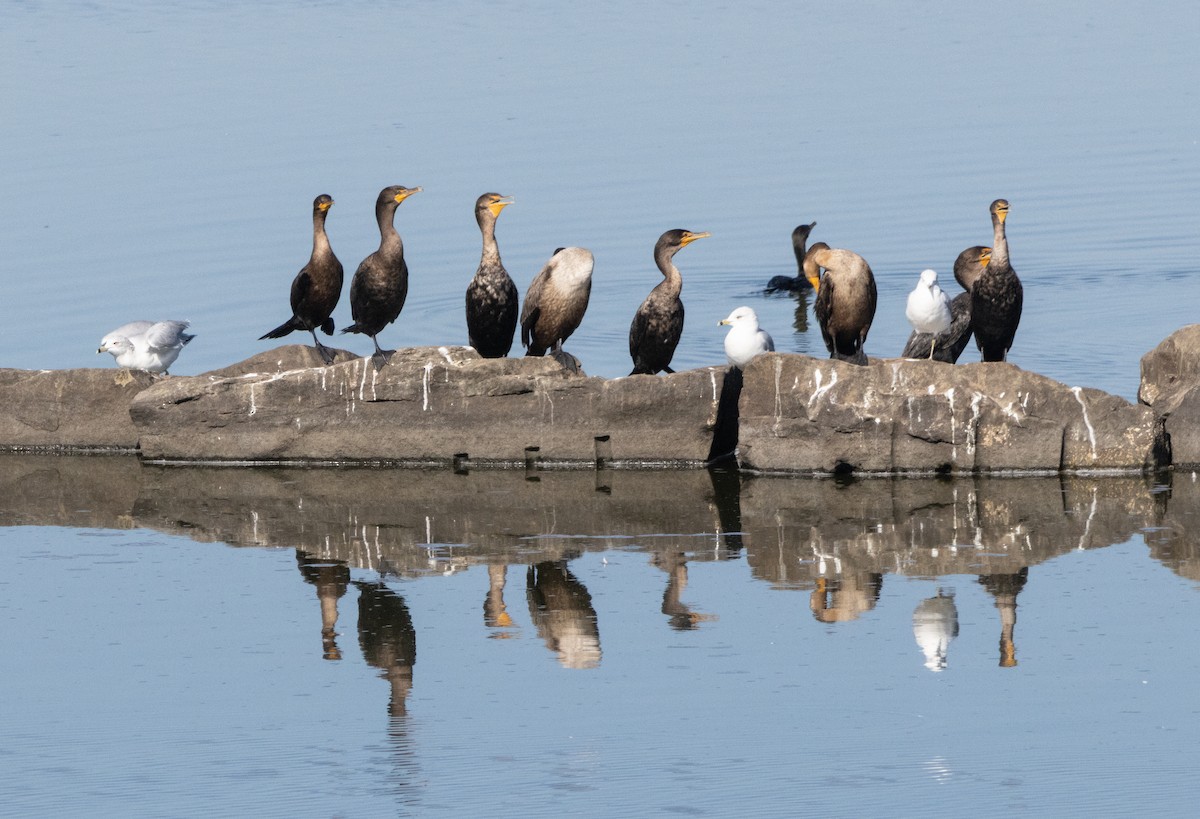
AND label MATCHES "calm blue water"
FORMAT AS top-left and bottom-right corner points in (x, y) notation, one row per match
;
(3, 461), (1200, 816)
(3, 1), (1197, 396)
(3, 1), (1200, 815)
